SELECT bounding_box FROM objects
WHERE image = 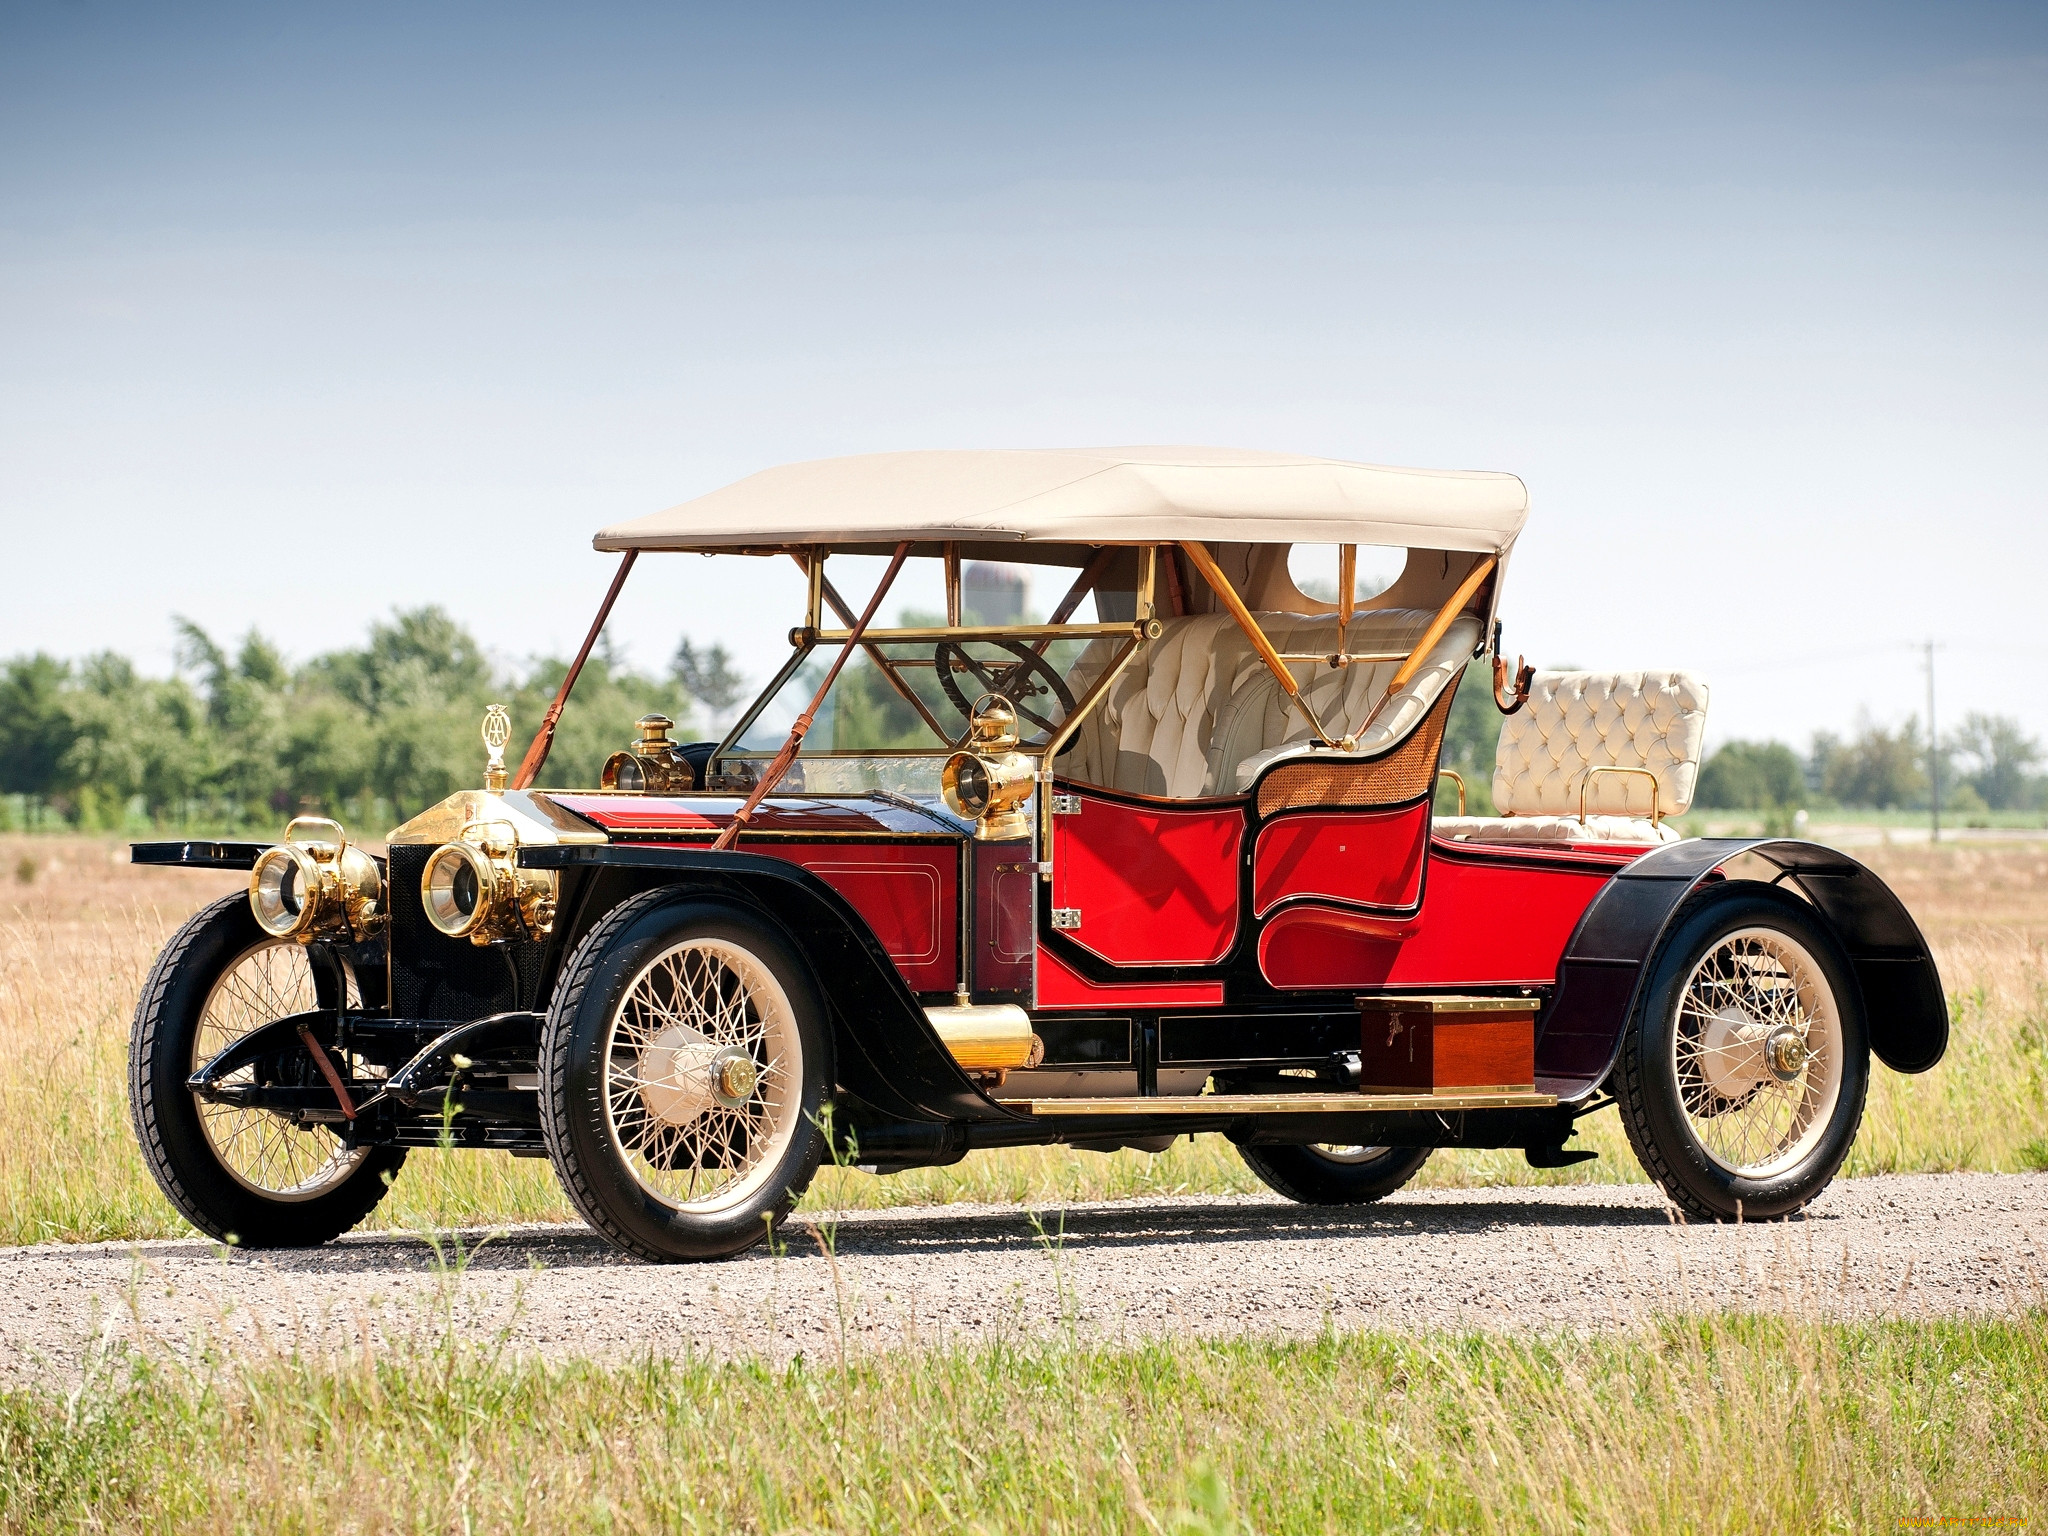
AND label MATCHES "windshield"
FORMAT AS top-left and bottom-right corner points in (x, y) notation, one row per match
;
(713, 552), (1139, 792)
